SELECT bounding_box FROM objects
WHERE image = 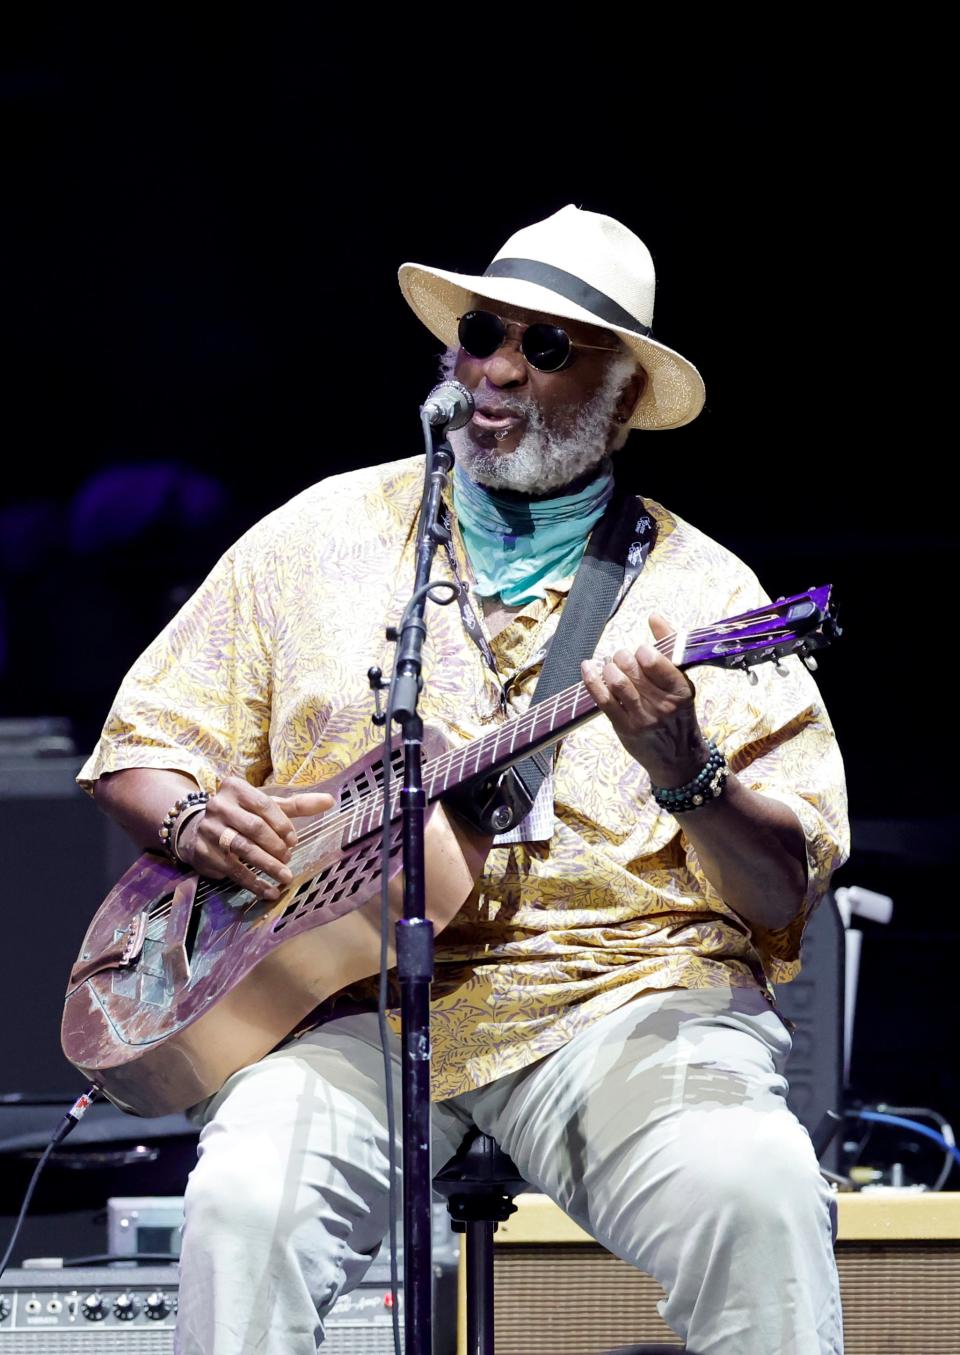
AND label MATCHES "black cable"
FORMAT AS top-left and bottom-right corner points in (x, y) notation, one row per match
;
(875, 1105), (957, 1191)
(0, 1138), (58, 1280)
(853, 1106), (959, 1191)
(0, 1086), (100, 1280)
(843, 1115), (876, 1174)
